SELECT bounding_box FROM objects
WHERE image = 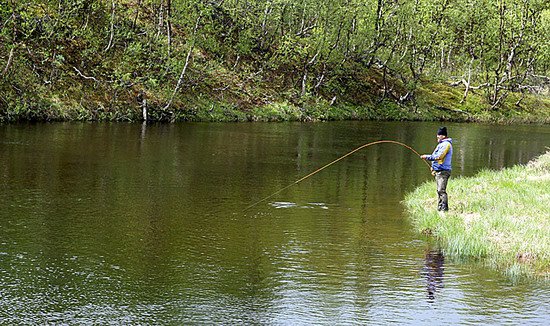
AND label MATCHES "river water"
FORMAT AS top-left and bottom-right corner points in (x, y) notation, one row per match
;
(0, 121), (549, 324)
